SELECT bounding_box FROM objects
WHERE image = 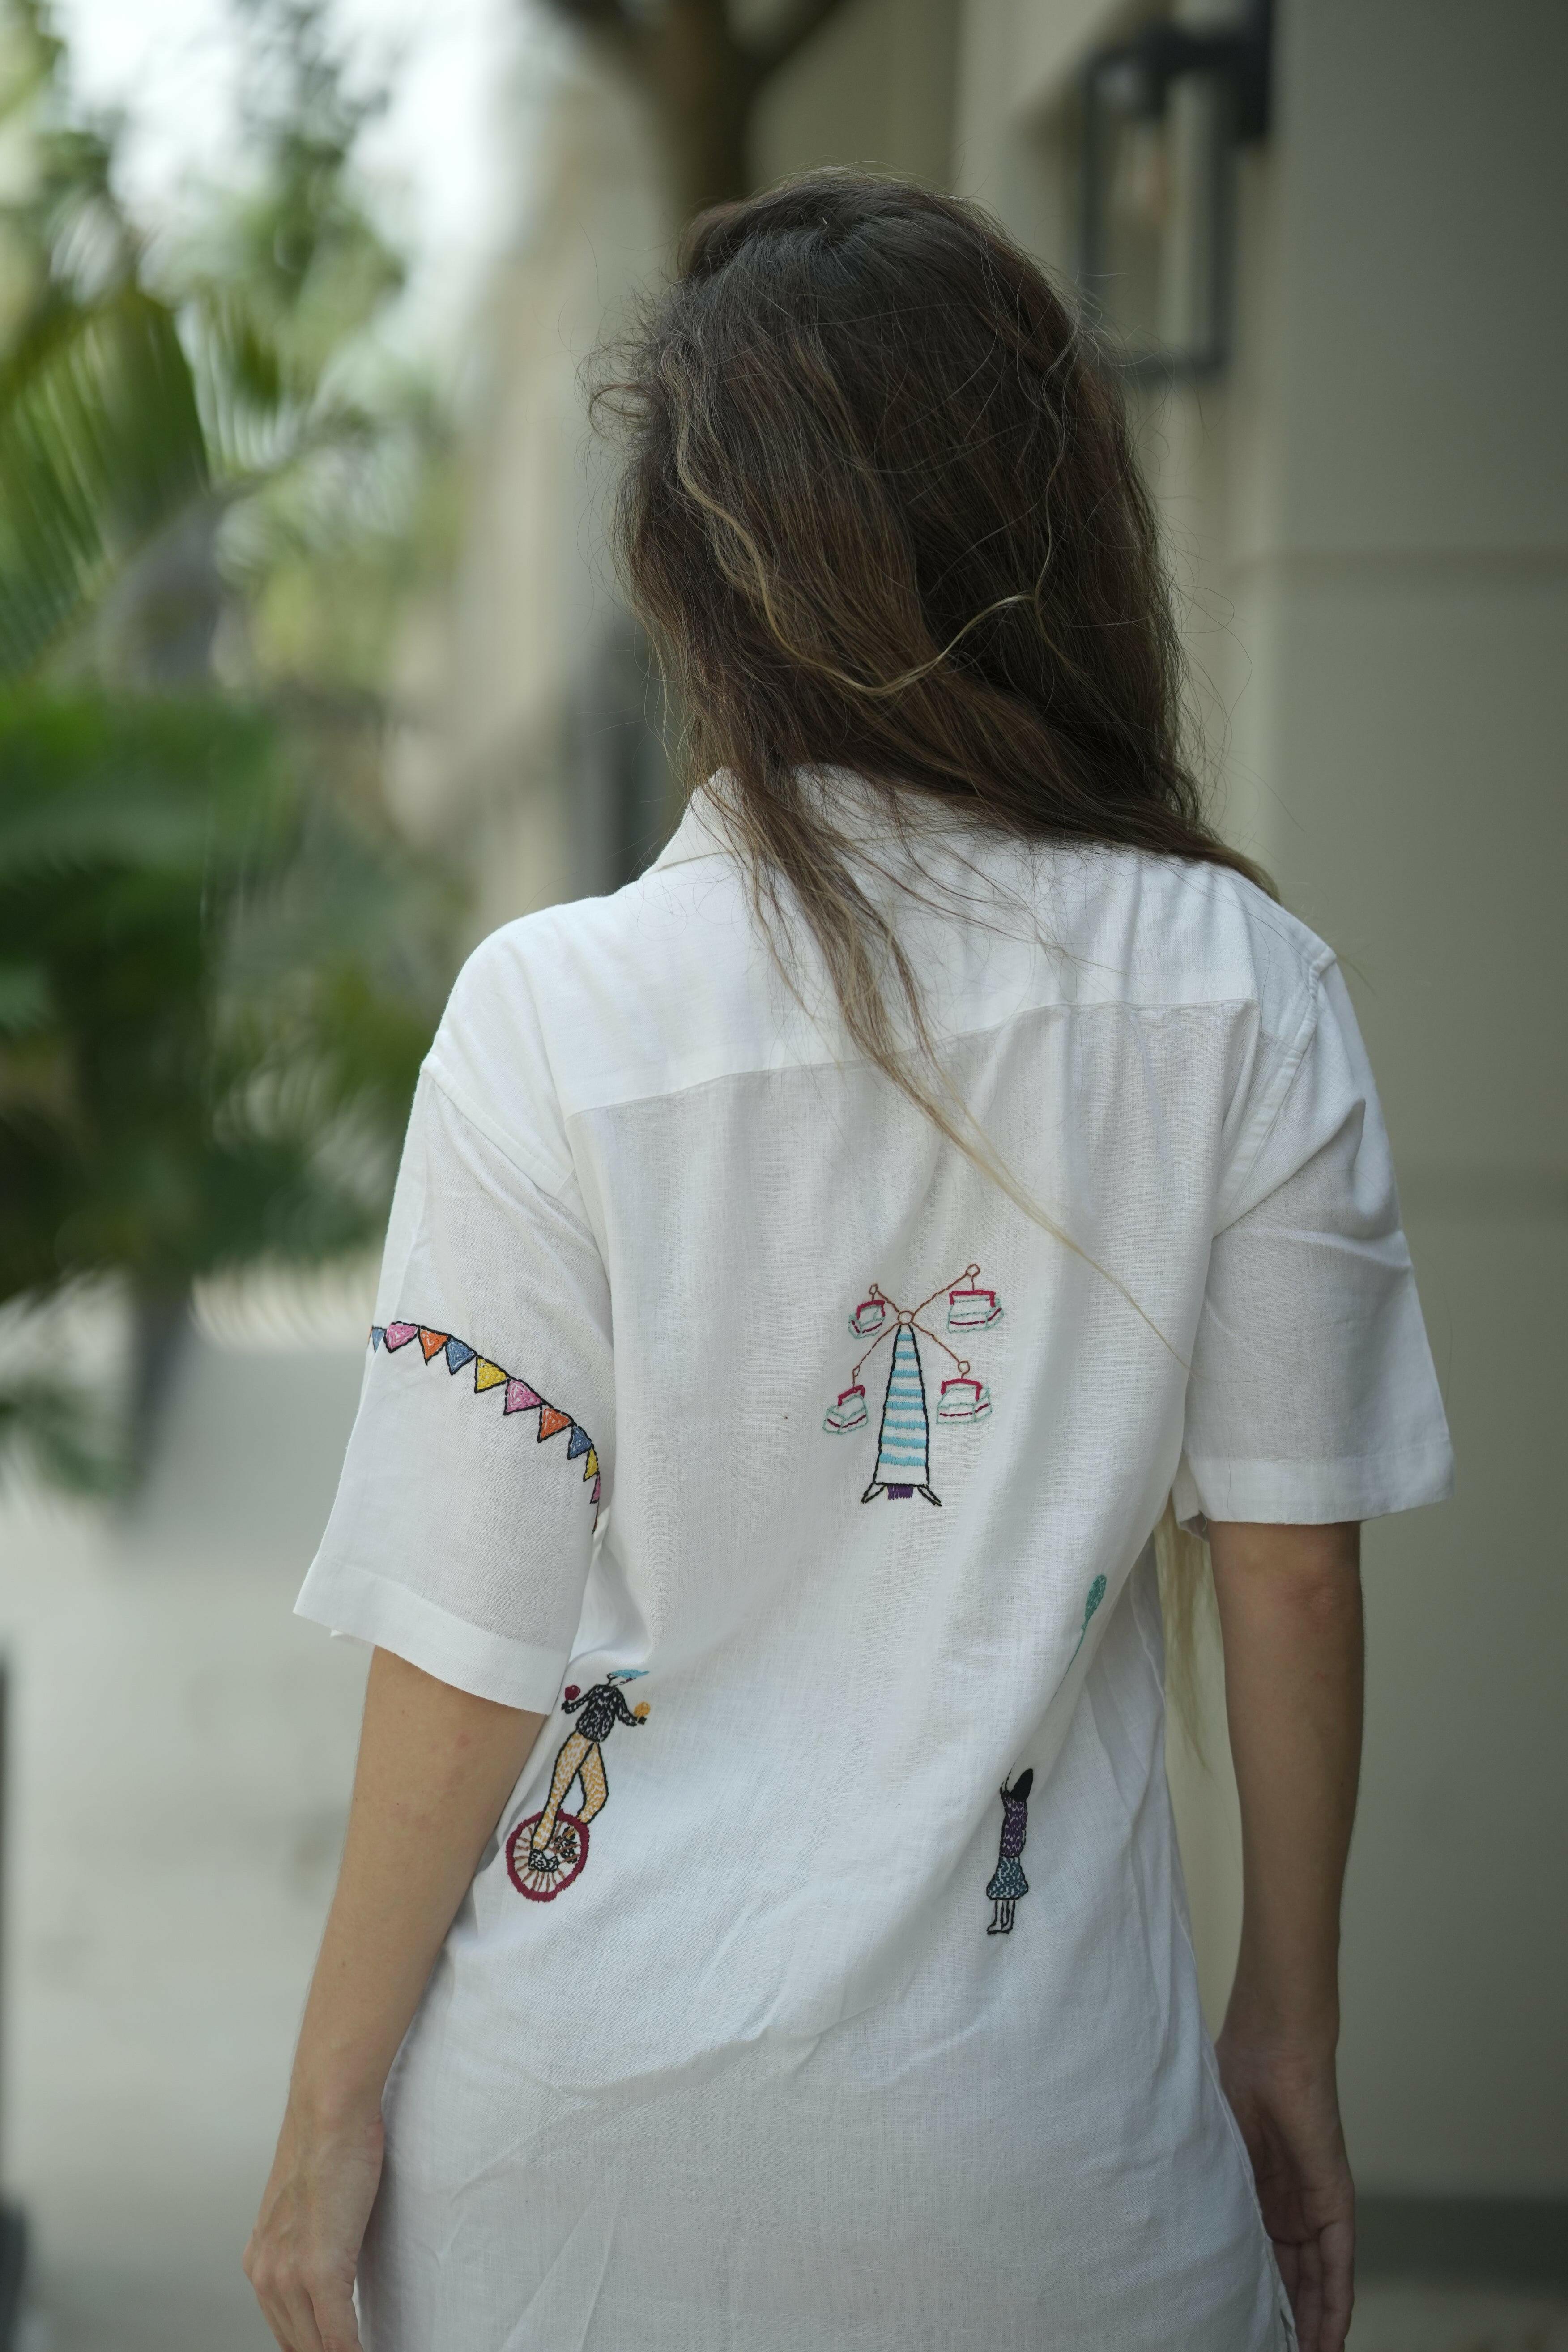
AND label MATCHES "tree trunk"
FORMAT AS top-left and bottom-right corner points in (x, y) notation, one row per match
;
(550, 0), (856, 223)
(130, 1278), (190, 1481)
(649, 0), (759, 220)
